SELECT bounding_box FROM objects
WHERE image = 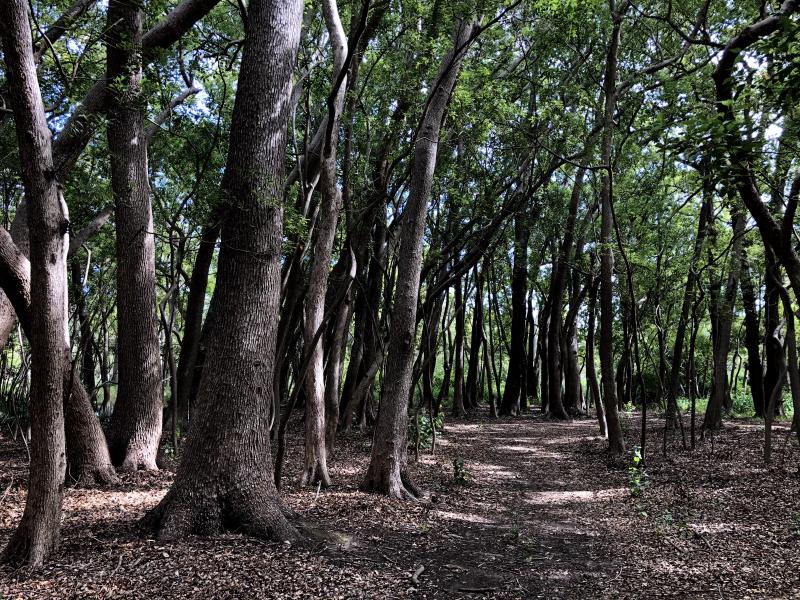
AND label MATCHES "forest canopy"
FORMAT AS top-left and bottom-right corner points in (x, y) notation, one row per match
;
(0, 0), (799, 596)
